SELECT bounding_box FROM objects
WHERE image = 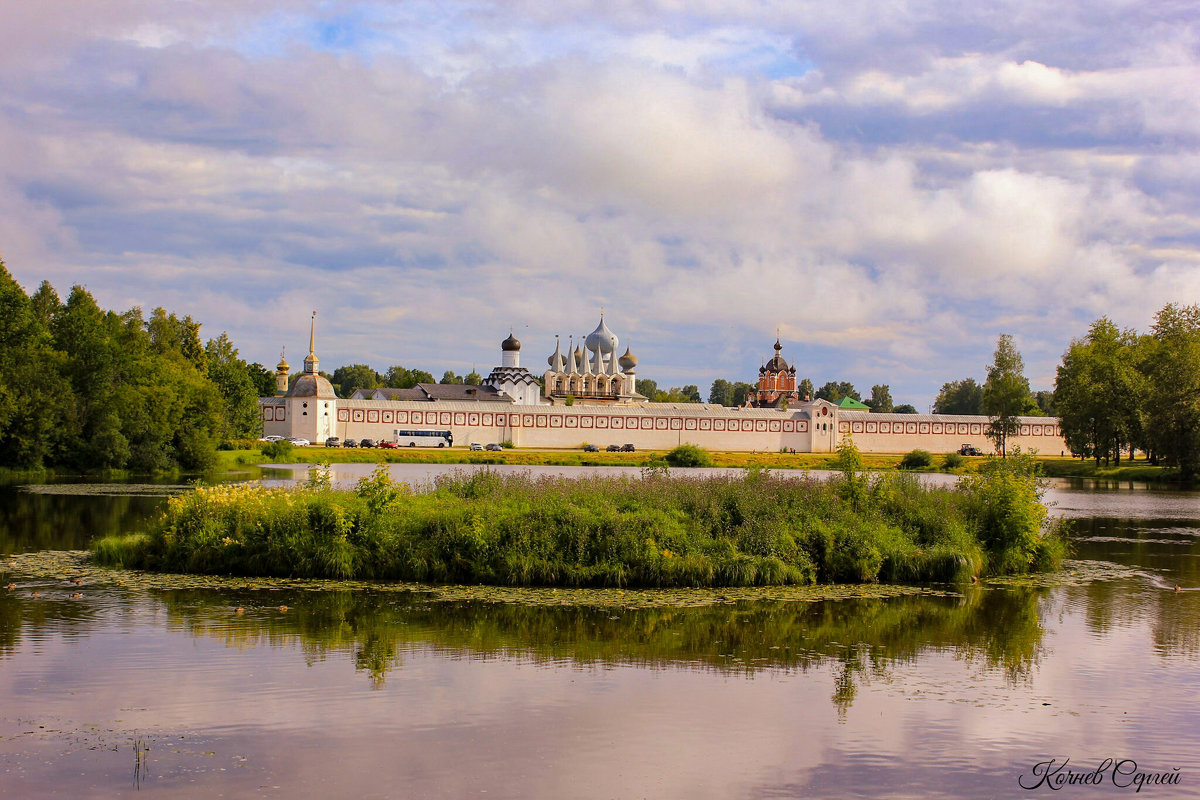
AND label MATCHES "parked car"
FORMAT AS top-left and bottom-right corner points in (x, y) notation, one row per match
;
(621, 443), (636, 452)
(342, 439), (358, 448)
(378, 441), (398, 449)
(359, 439), (376, 448)
(485, 443), (503, 451)
(606, 444), (621, 452)
(582, 444), (599, 452)
(286, 437), (310, 447)
(469, 443), (484, 451)
(259, 435), (284, 442)
(325, 437), (341, 448)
